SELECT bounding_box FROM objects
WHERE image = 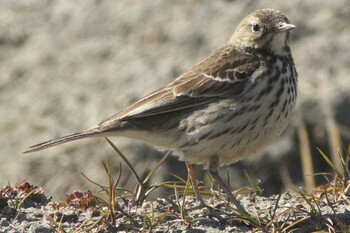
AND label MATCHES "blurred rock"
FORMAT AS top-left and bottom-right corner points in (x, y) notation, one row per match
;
(1, 0), (349, 199)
